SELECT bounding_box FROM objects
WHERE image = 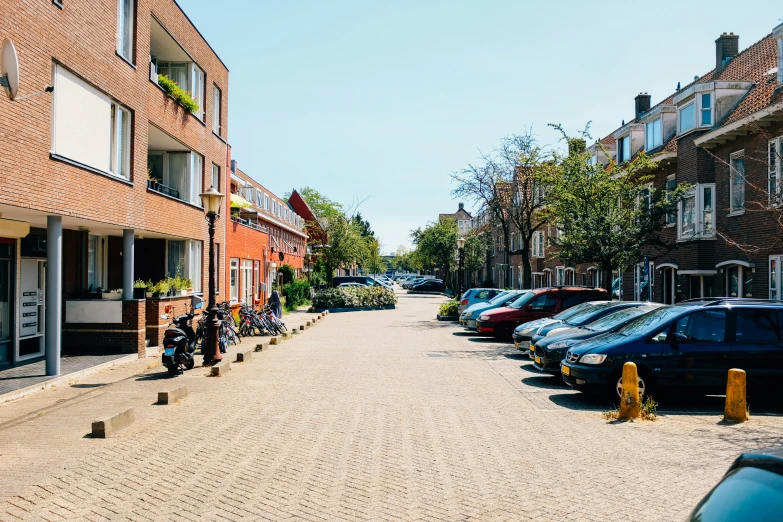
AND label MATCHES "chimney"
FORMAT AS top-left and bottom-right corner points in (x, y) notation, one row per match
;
(230, 159), (237, 173)
(458, 202), (464, 211)
(715, 32), (739, 69)
(635, 93), (651, 119)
